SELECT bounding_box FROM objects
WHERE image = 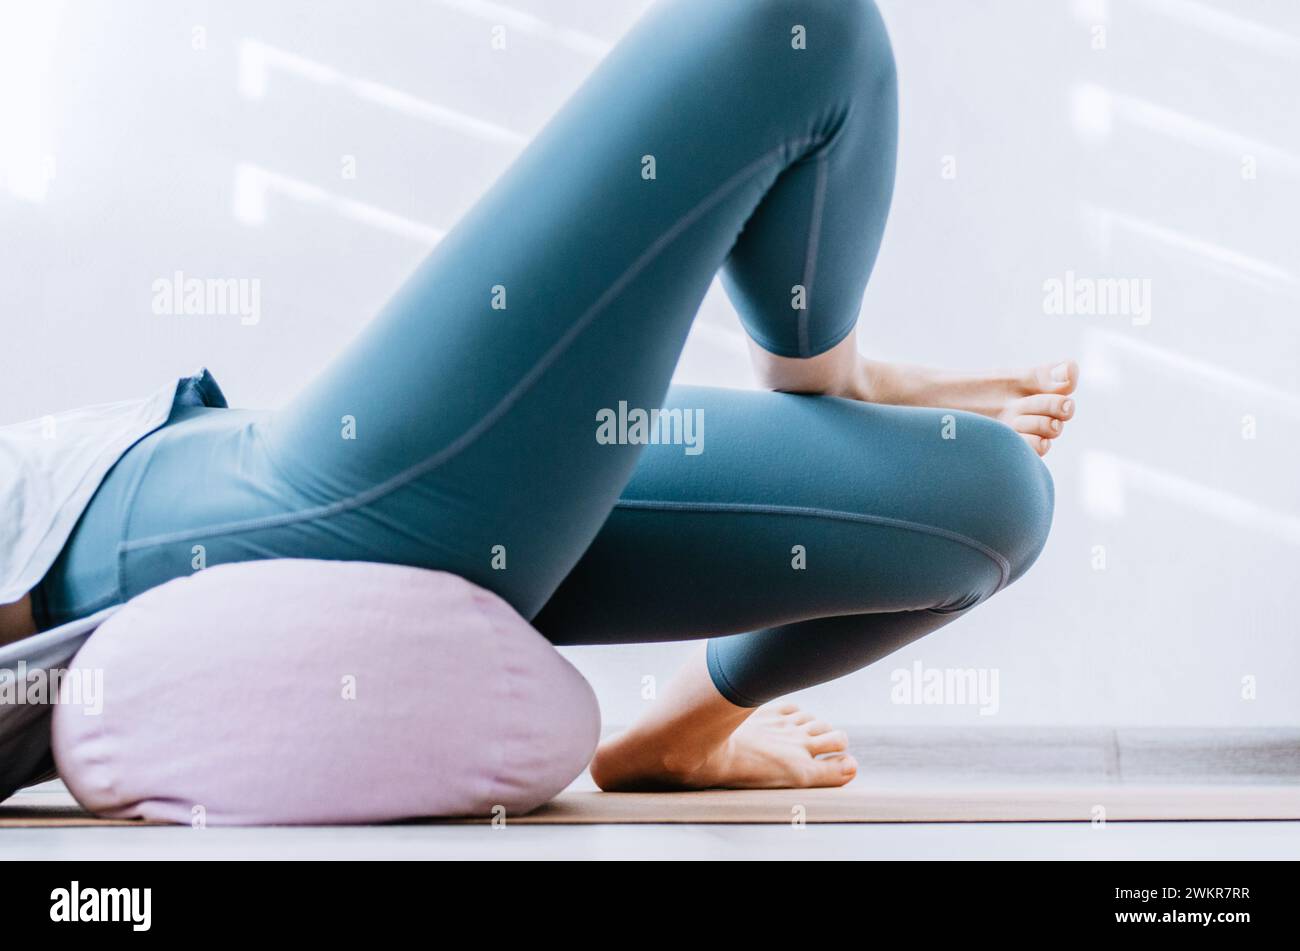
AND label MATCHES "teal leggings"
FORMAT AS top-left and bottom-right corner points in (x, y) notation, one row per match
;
(38, 0), (1053, 706)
